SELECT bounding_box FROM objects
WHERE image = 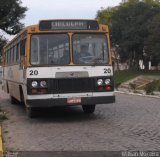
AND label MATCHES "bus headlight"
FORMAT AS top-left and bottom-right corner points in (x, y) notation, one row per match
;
(105, 79), (111, 85)
(97, 79), (103, 86)
(40, 81), (47, 87)
(32, 81), (38, 88)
